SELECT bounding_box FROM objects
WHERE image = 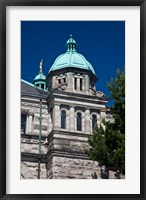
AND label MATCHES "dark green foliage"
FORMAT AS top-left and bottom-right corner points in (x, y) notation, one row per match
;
(85, 68), (125, 175)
